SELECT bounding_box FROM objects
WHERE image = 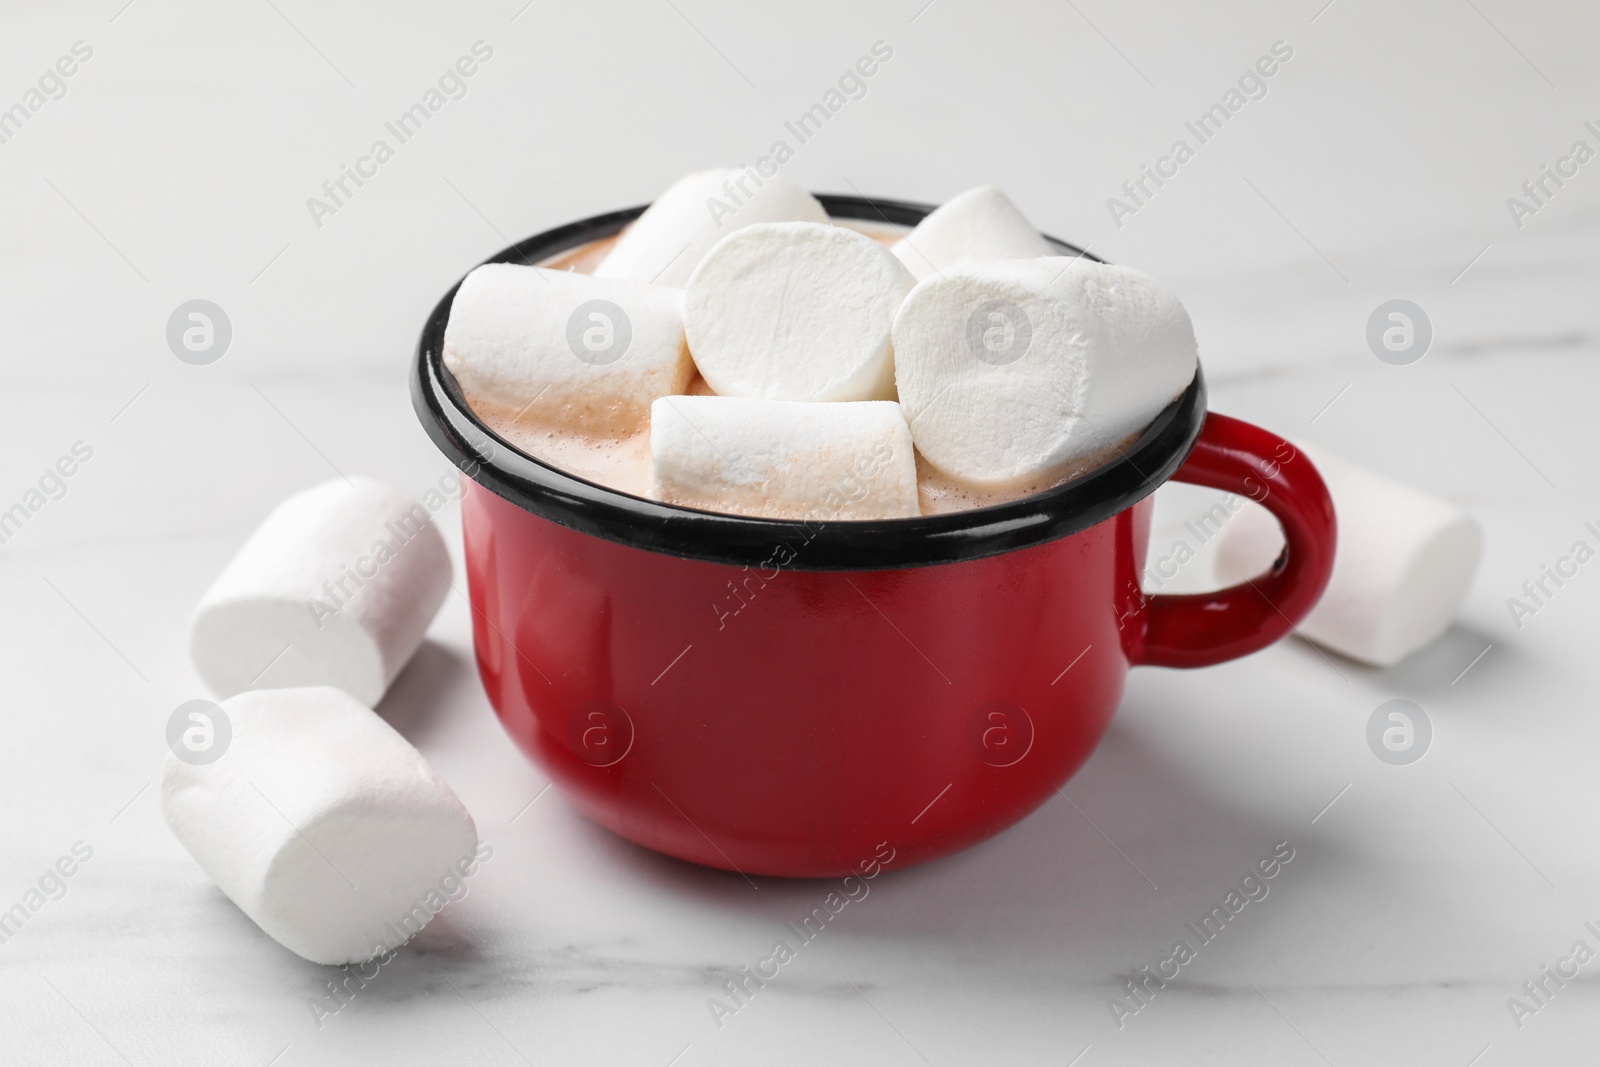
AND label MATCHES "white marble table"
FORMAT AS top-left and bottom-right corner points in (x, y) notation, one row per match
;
(3, 1), (1598, 1063)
